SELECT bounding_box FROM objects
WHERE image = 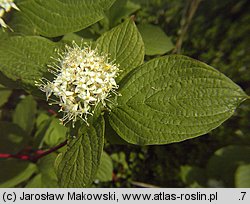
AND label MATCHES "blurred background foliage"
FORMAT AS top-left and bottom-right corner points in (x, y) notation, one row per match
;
(0, 0), (249, 187)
